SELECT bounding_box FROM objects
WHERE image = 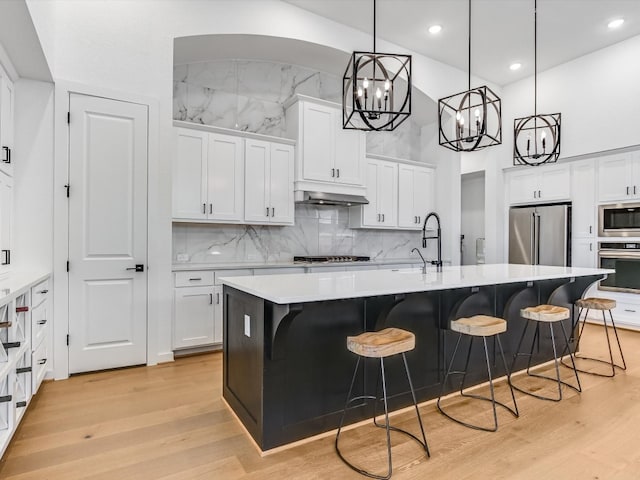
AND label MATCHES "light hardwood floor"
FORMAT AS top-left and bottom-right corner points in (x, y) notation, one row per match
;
(1, 325), (639, 479)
